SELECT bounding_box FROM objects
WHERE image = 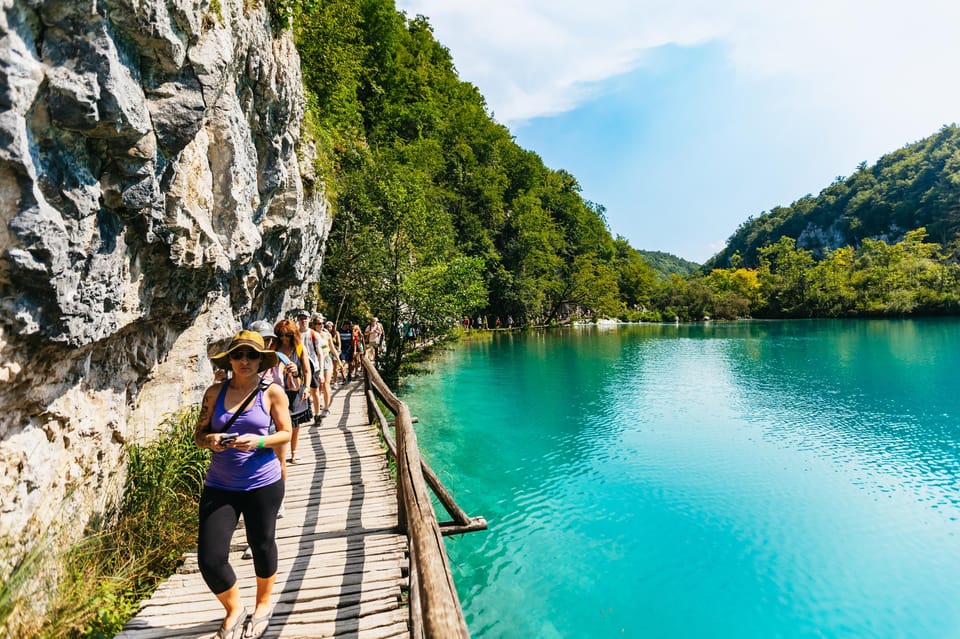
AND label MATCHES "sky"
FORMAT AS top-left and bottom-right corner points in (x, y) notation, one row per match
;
(393, 0), (960, 263)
